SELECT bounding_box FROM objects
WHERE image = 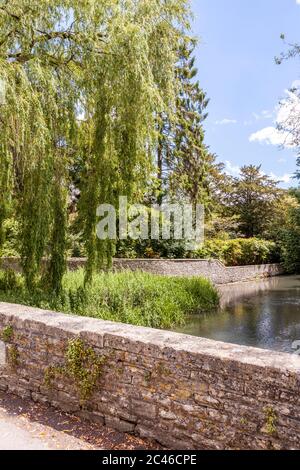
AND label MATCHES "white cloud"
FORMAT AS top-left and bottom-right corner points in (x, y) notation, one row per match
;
(269, 172), (293, 184)
(215, 118), (237, 125)
(249, 82), (300, 148)
(252, 110), (273, 120)
(249, 126), (293, 147)
(224, 160), (240, 176)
